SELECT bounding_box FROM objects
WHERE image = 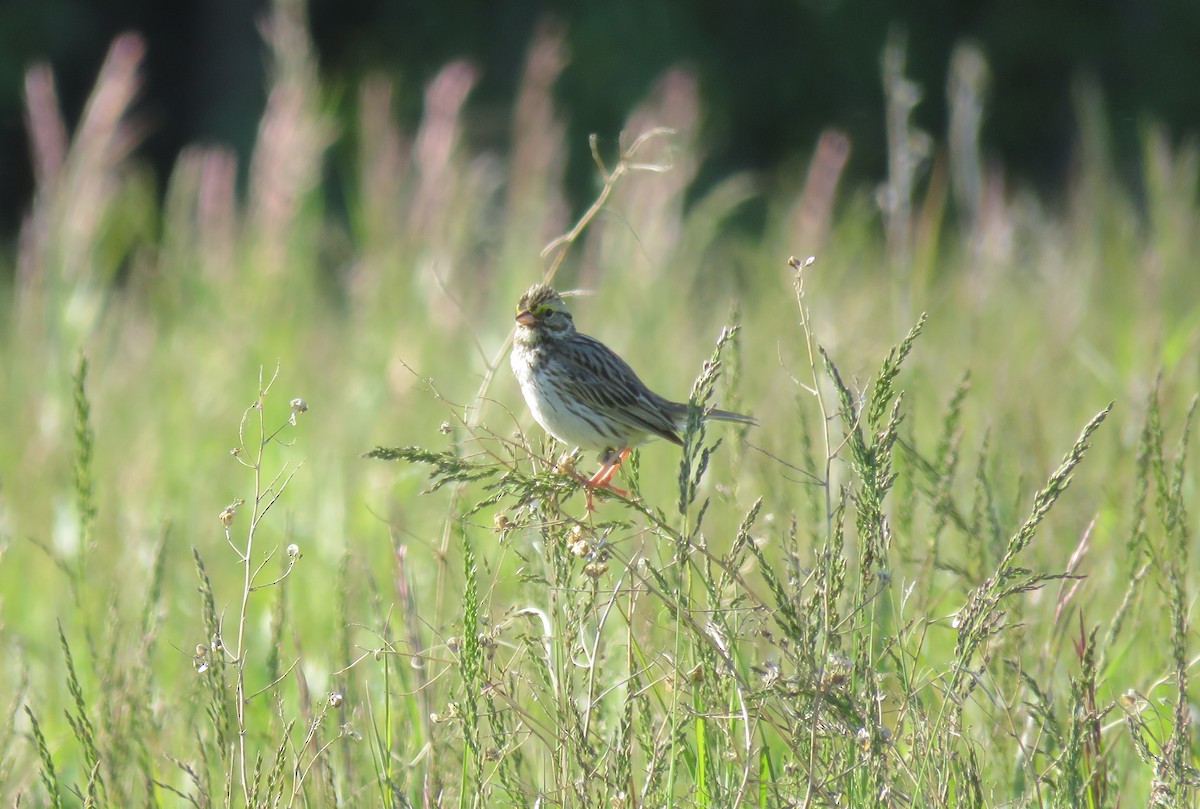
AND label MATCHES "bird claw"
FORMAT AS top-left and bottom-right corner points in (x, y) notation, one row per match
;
(579, 448), (632, 511)
(582, 480), (628, 511)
